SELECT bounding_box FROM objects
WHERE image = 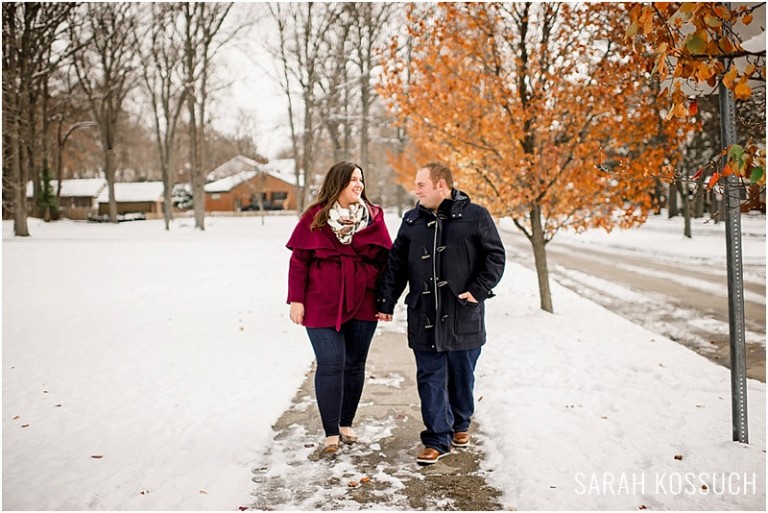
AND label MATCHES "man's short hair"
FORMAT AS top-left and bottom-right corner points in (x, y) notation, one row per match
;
(422, 162), (454, 188)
